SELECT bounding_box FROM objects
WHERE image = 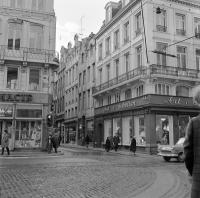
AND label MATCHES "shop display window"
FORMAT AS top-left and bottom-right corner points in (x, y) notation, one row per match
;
(134, 116), (146, 146)
(178, 115), (189, 138)
(104, 119), (112, 142)
(156, 115), (173, 145)
(15, 121), (41, 148)
(122, 116), (133, 146)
